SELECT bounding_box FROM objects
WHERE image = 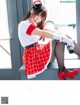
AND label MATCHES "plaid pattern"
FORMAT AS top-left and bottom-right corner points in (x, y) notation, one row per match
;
(23, 42), (50, 76)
